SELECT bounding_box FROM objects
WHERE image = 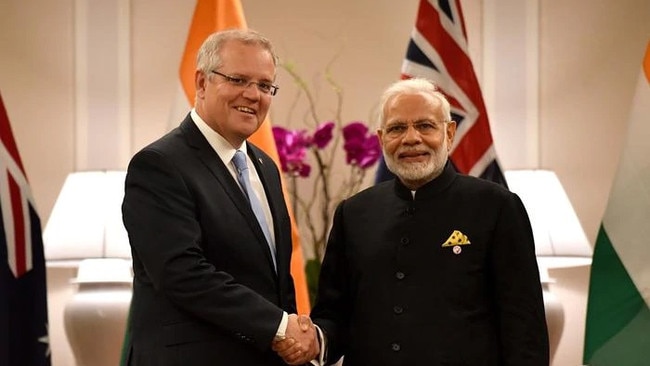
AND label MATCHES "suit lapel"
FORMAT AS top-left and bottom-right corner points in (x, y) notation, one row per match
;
(247, 144), (286, 247)
(179, 118), (278, 272)
(246, 143), (288, 273)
